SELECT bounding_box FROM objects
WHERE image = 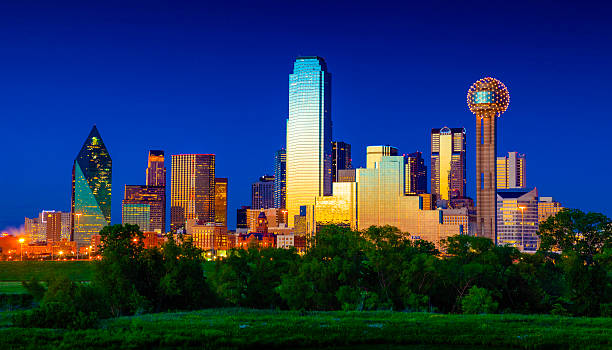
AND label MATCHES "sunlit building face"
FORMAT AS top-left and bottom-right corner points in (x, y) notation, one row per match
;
(170, 154), (215, 231)
(71, 125), (112, 246)
(431, 127), (466, 201)
(497, 152), (526, 189)
(497, 188), (539, 252)
(286, 56), (332, 226)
